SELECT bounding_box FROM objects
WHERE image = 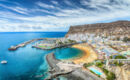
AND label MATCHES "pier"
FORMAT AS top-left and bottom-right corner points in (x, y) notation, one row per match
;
(8, 38), (44, 51)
